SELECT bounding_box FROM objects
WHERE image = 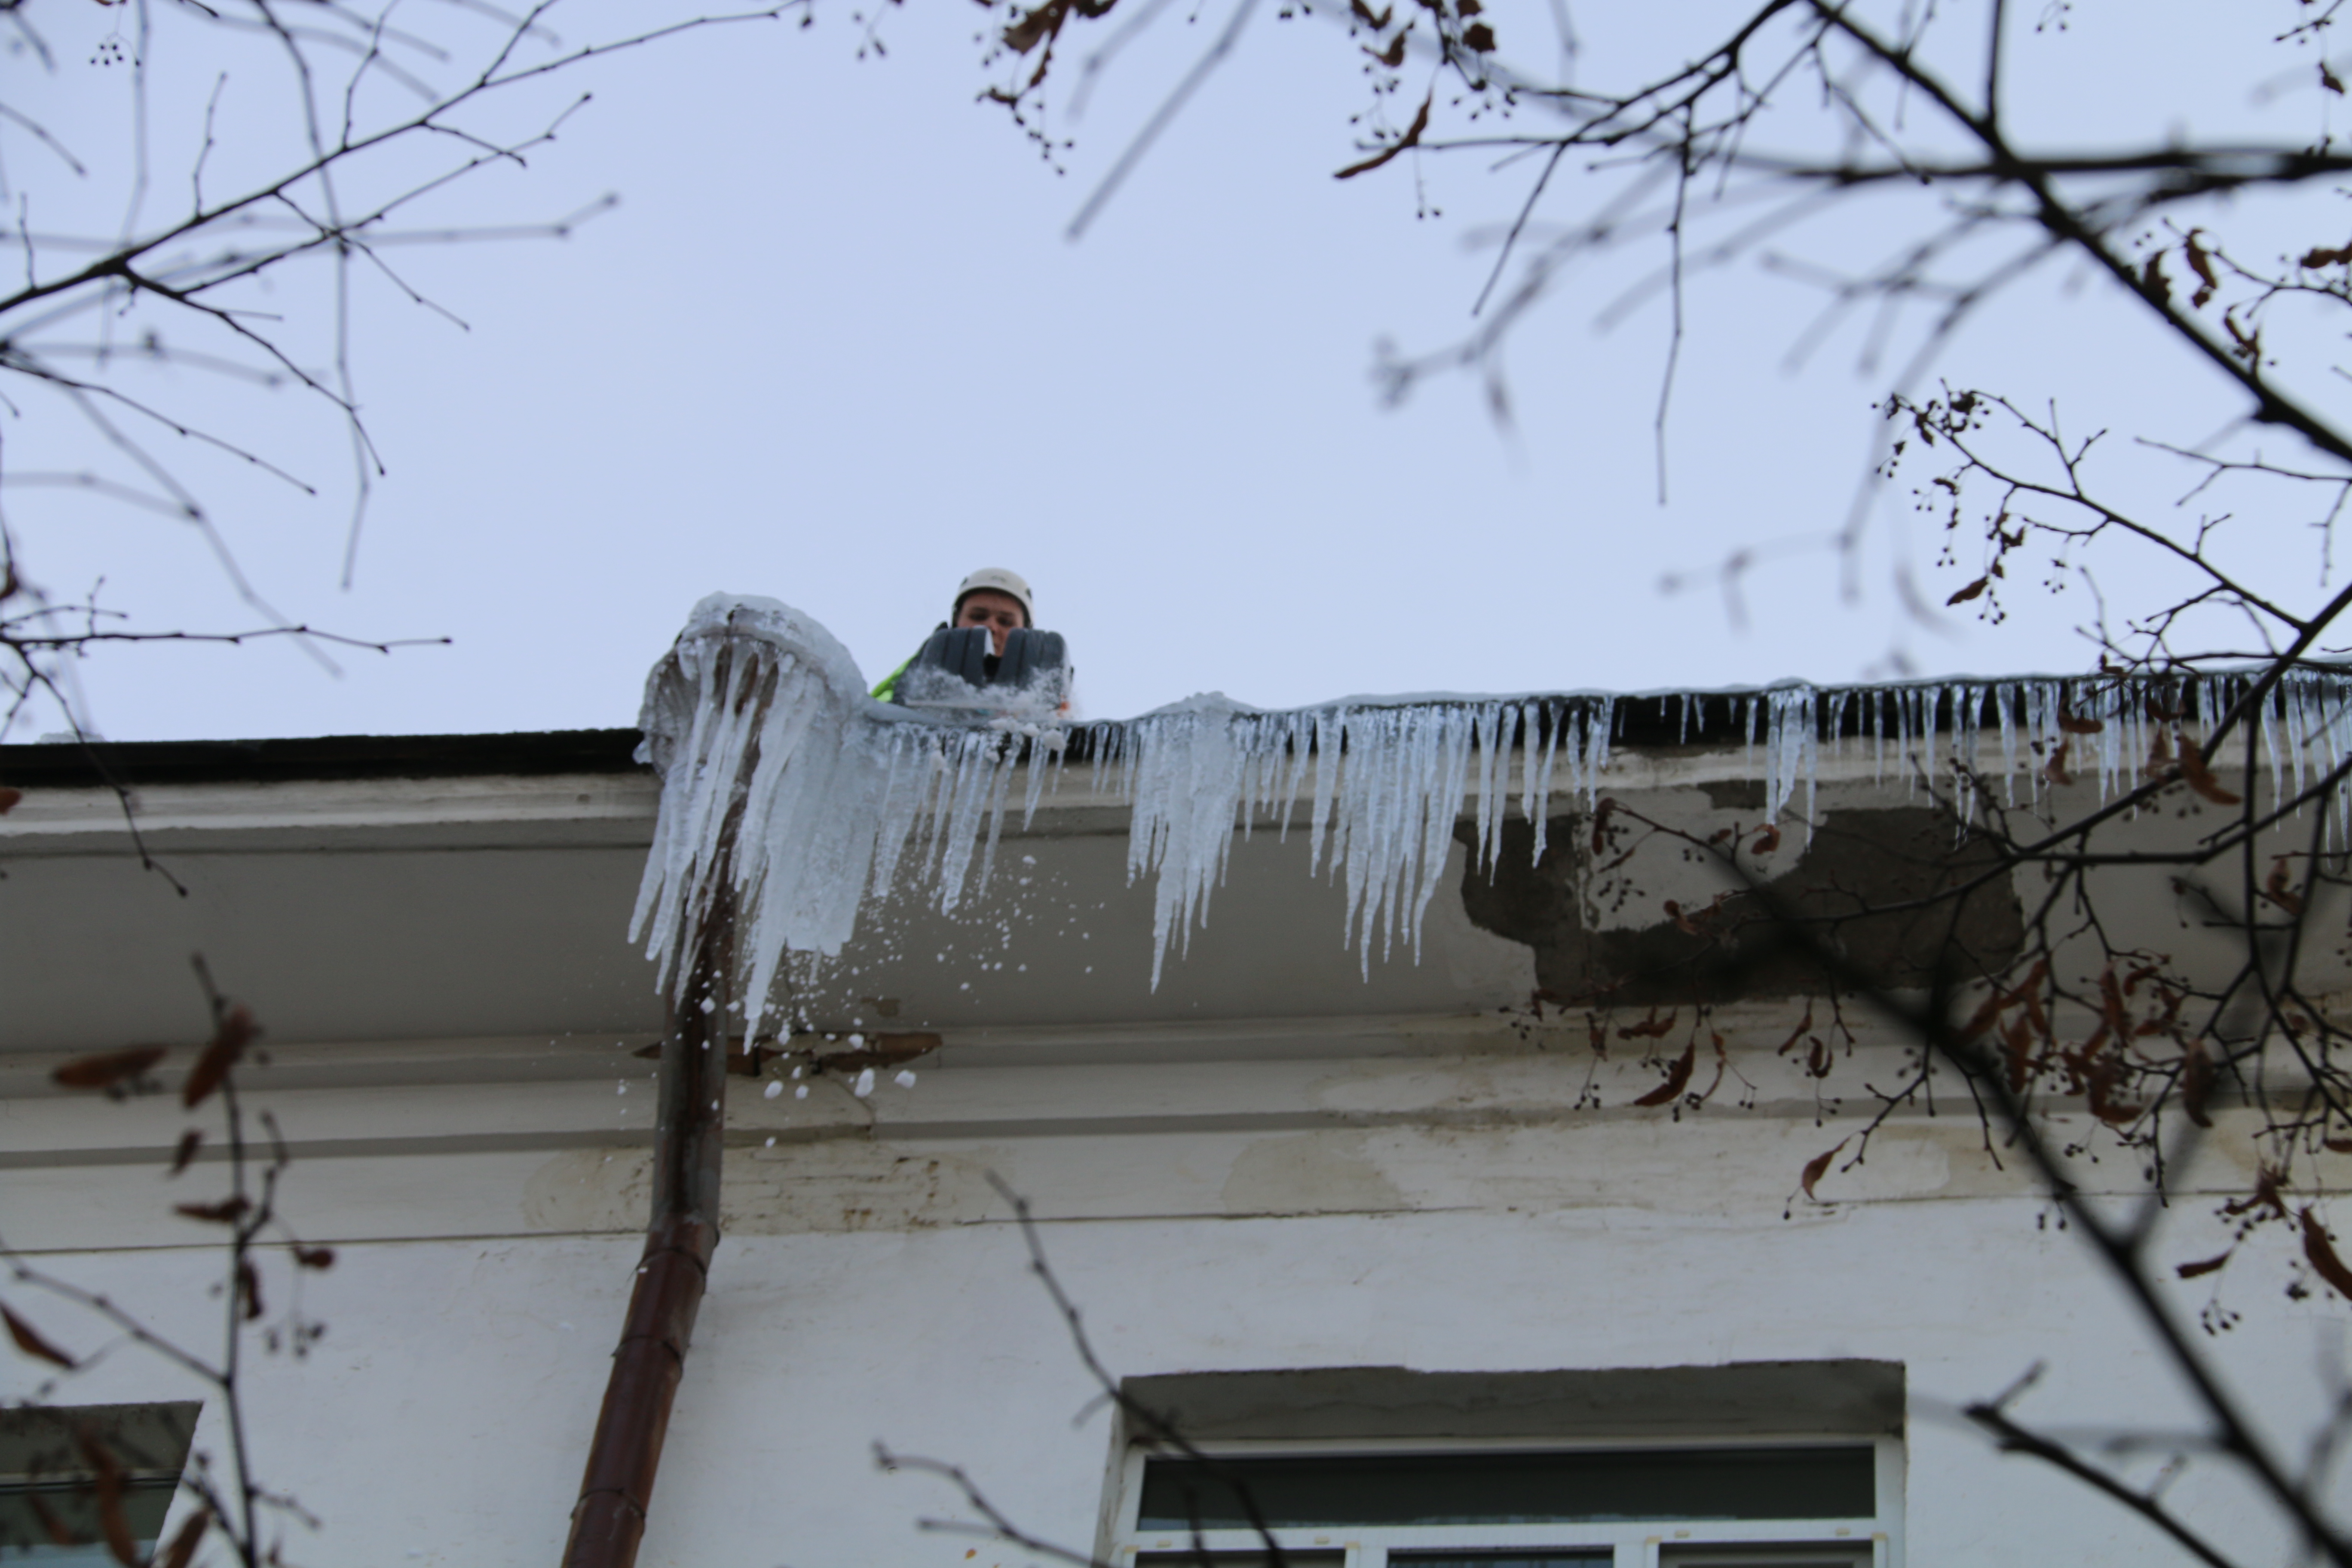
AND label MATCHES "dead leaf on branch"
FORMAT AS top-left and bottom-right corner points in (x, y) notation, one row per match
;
(52, 1045), (166, 1092)
(71, 1428), (138, 1568)
(2001, 1011), (2038, 1093)
(182, 1004), (258, 1110)
(2302, 1206), (2352, 1300)
(2183, 228), (2220, 309)
(2225, 1168), (2288, 1220)
(2176, 1250), (2232, 1280)
(1799, 1140), (1846, 1201)
(156, 1509), (210, 1568)
(1945, 576), (1988, 606)
(2043, 736), (2075, 788)
(2265, 856), (2305, 915)
(1335, 92), (1431, 180)
(25, 1491), (76, 1547)
(2181, 1041), (2215, 1128)
(1958, 988), (2006, 1043)
(2, 1302), (77, 1368)
(2177, 736), (2241, 805)
(1632, 1041), (1696, 1106)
